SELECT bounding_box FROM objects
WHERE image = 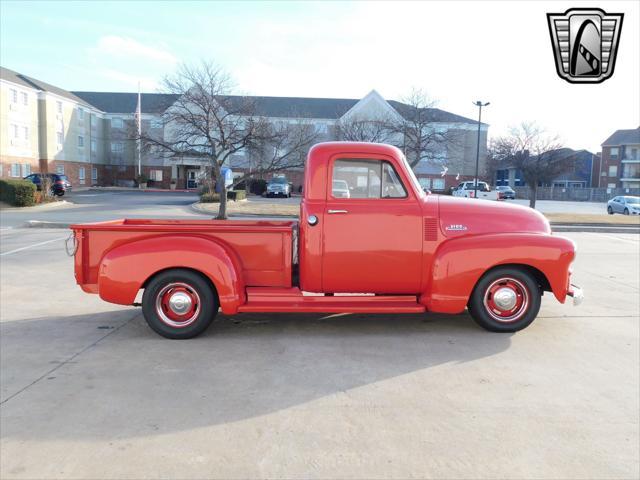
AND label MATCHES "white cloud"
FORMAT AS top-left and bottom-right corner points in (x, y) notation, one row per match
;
(94, 35), (177, 64)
